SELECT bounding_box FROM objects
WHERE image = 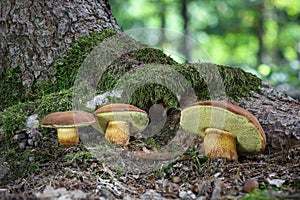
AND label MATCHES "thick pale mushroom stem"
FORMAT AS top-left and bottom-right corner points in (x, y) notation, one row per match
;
(203, 128), (238, 161)
(57, 128), (79, 146)
(105, 121), (130, 145)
